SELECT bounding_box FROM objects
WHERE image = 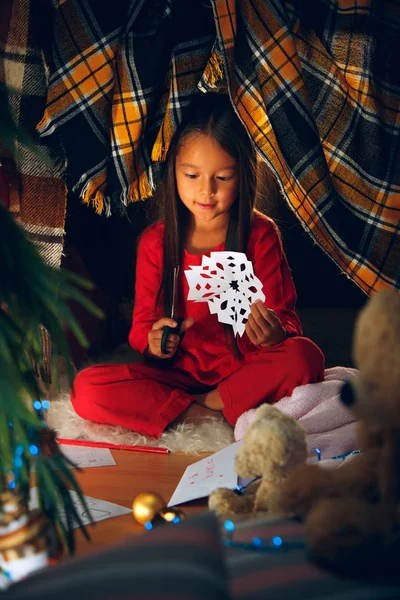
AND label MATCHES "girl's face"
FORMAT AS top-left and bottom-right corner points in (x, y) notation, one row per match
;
(175, 132), (239, 227)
